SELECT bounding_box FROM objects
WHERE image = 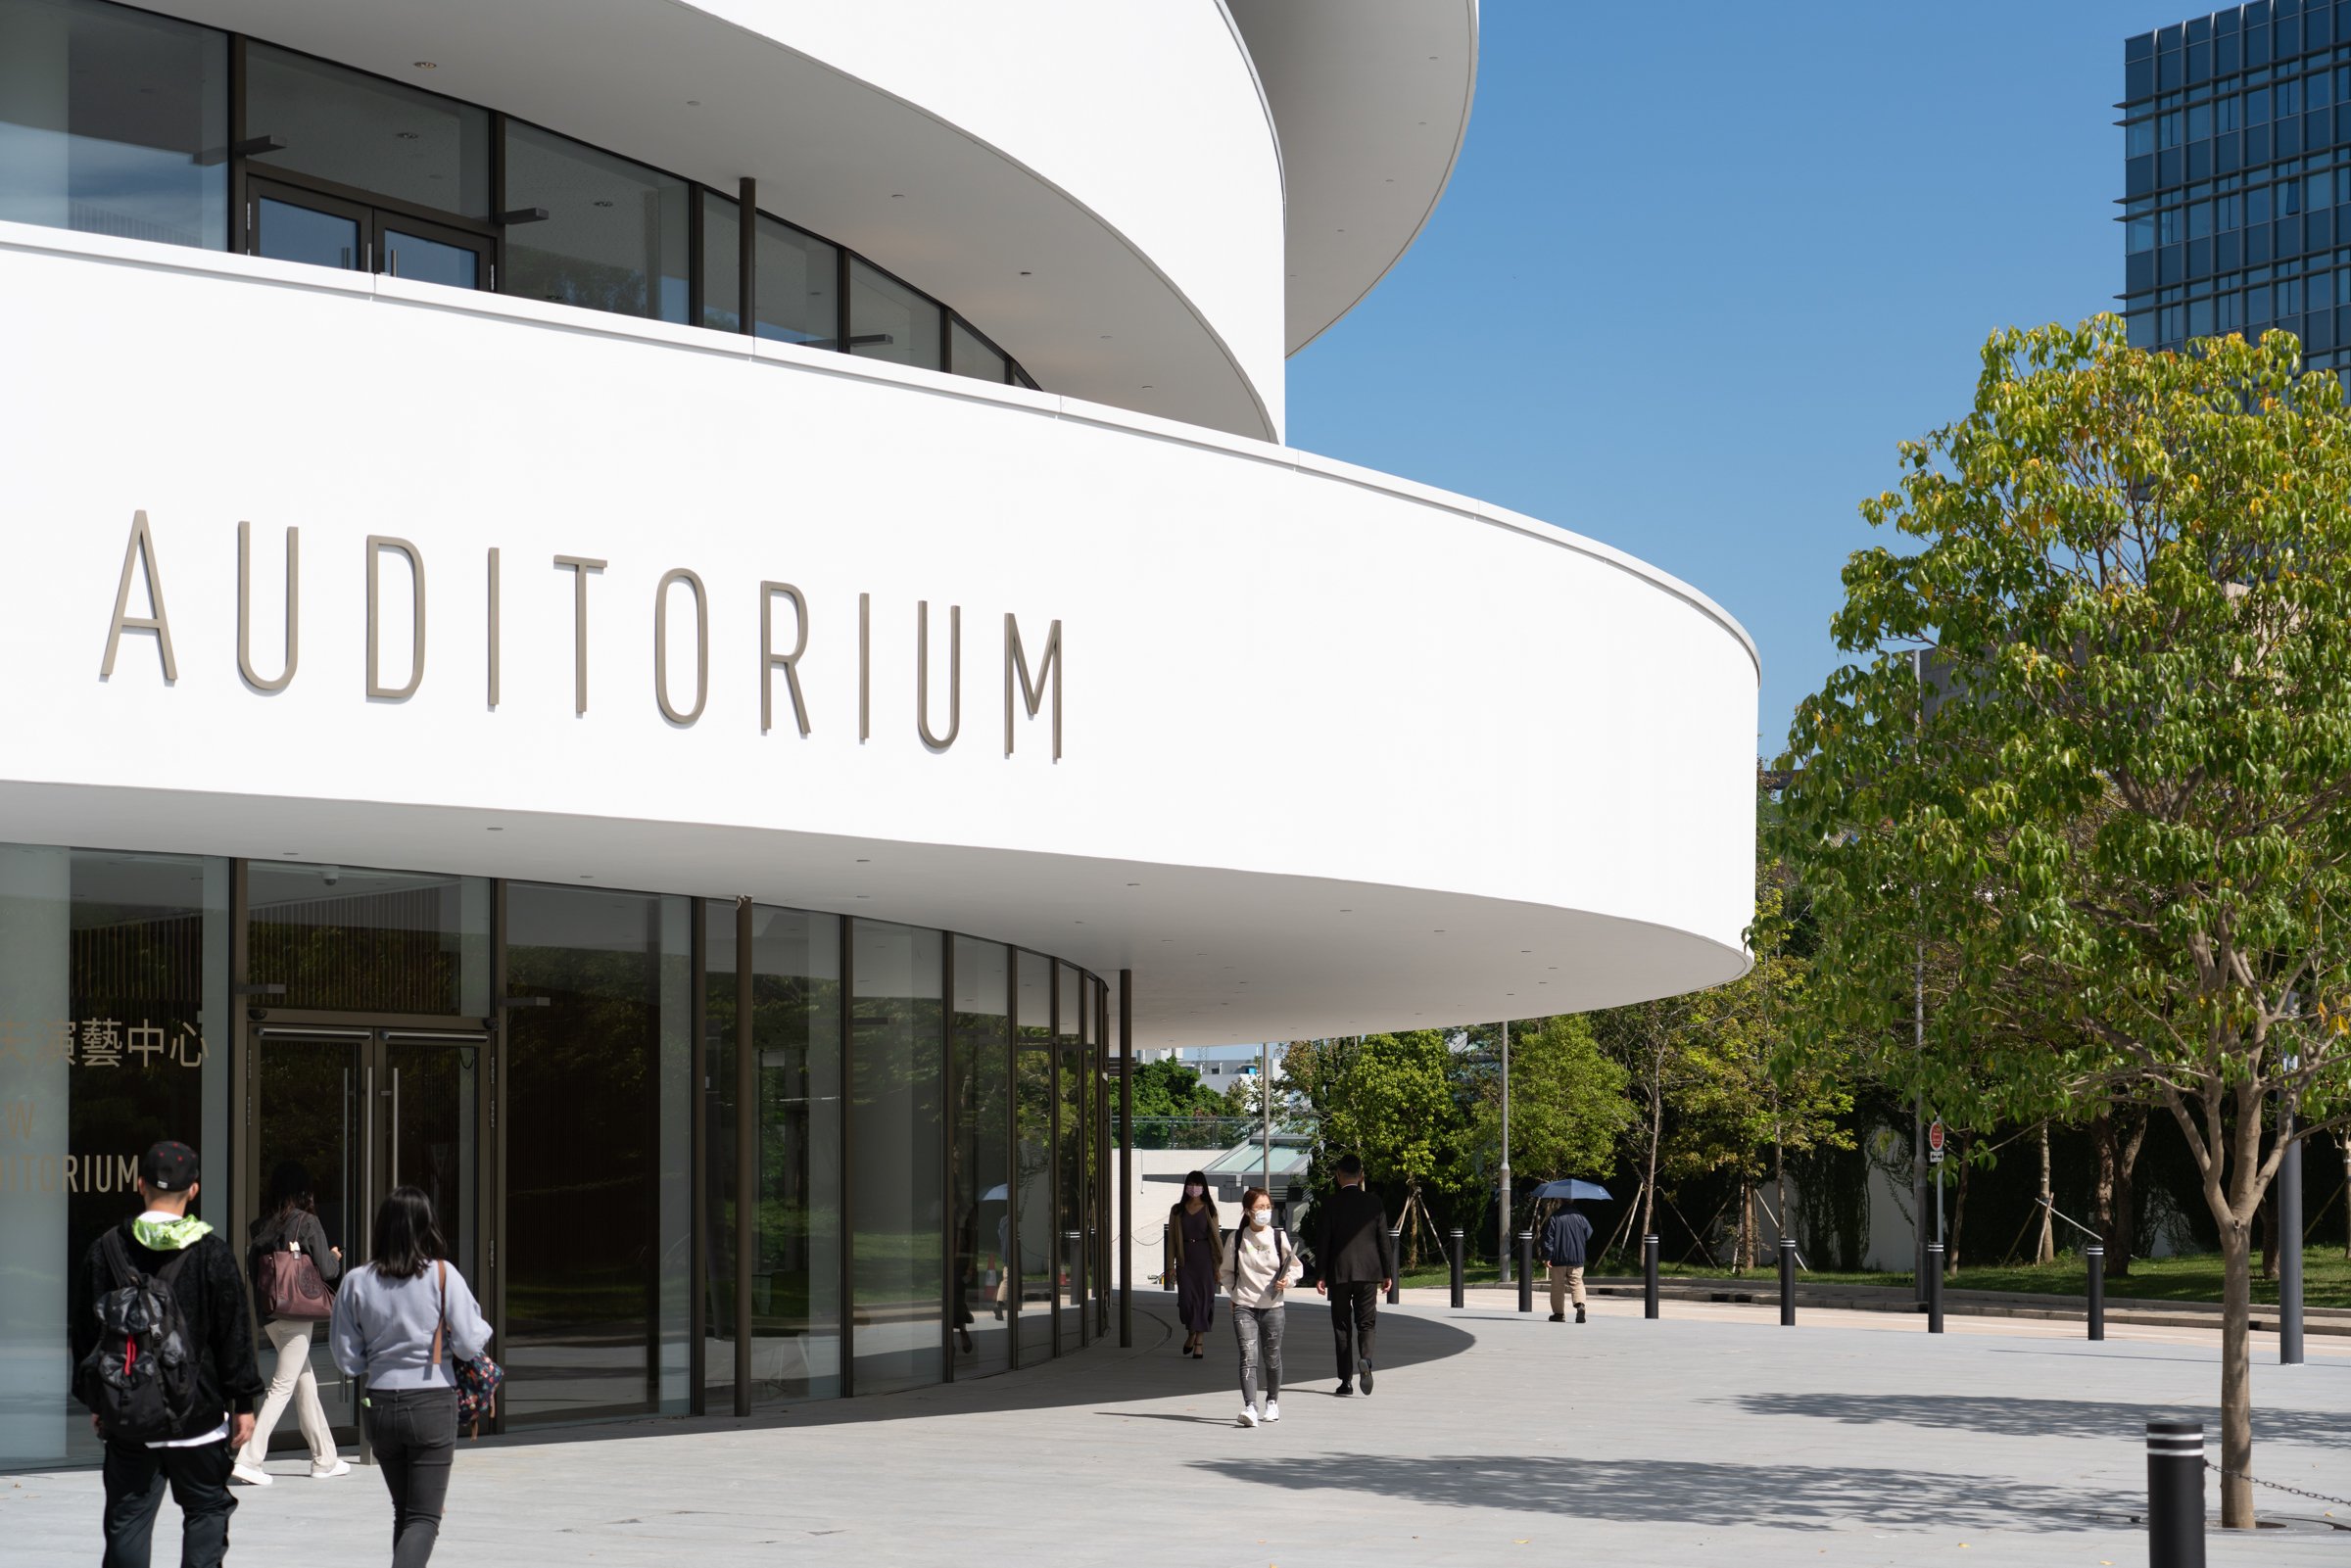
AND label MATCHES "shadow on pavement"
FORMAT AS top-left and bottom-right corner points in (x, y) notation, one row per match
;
(1726, 1392), (2347, 1449)
(1191, 1451), (2121, 1533)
